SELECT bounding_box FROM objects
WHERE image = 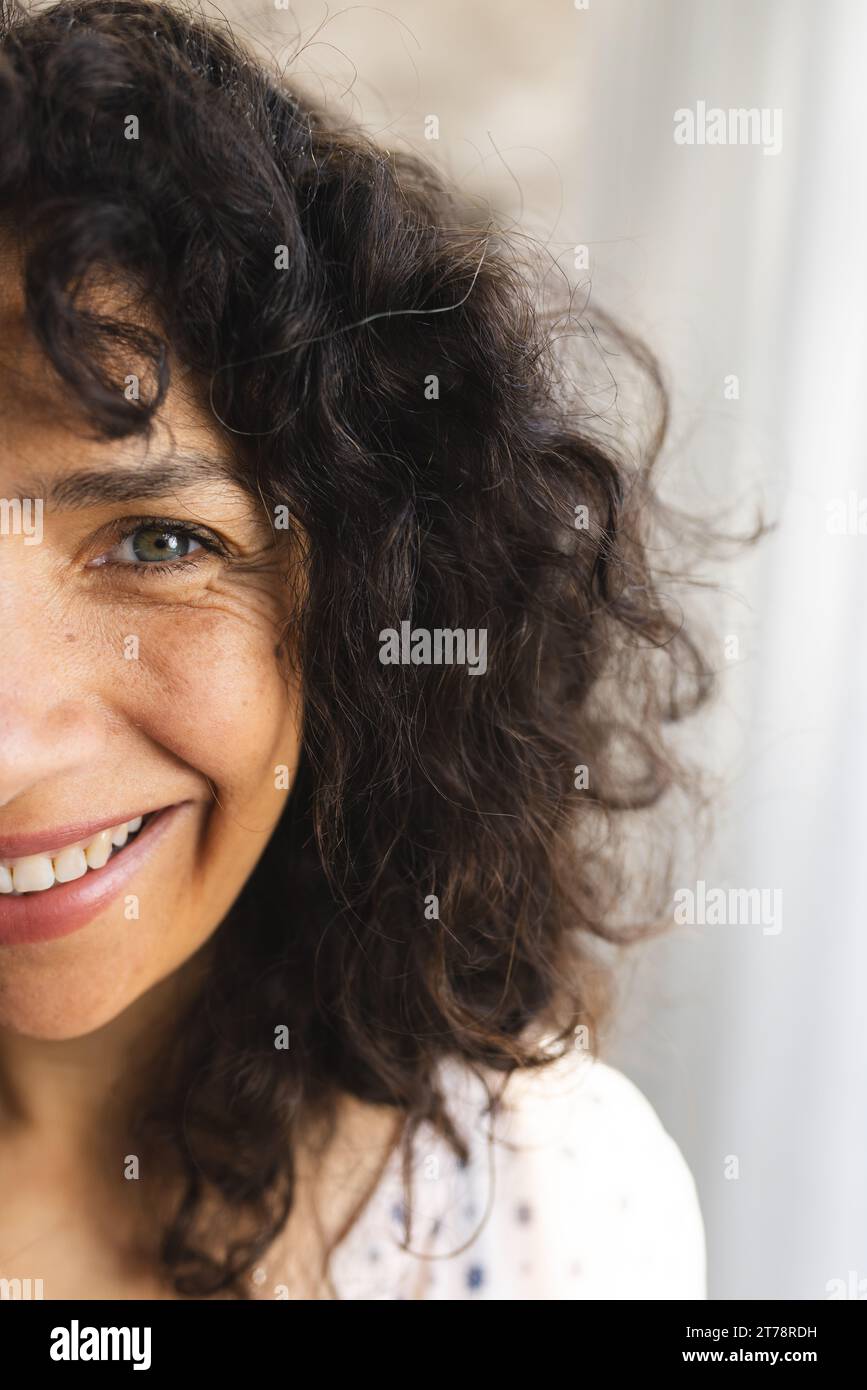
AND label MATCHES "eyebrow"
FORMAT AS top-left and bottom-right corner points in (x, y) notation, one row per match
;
(17, 452), (238, 509)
